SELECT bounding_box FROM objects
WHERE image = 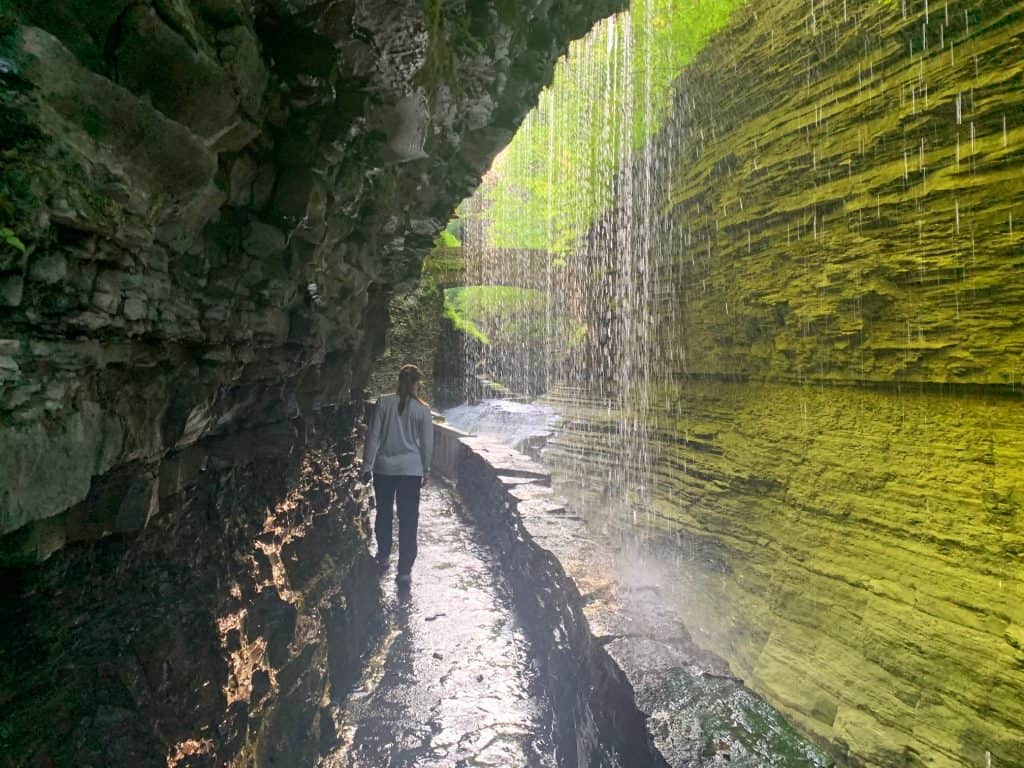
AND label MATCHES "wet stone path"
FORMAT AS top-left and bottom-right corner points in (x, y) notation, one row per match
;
(329, 484), (556, 768)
